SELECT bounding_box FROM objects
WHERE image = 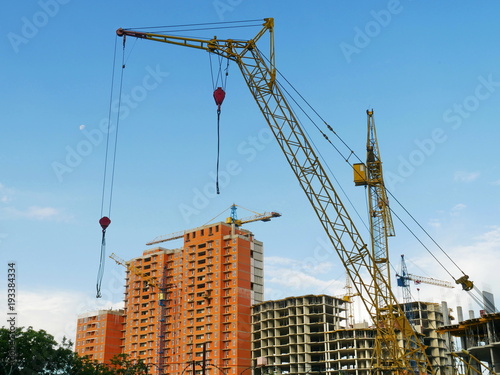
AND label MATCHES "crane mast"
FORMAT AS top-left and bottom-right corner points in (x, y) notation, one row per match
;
(117, 19), (431, 374)
(356, 110), (419, 373)
(365, 109), (395, 312)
